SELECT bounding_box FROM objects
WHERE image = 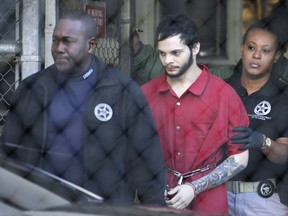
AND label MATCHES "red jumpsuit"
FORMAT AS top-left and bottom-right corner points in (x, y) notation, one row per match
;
(142, 65), (249, 214)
